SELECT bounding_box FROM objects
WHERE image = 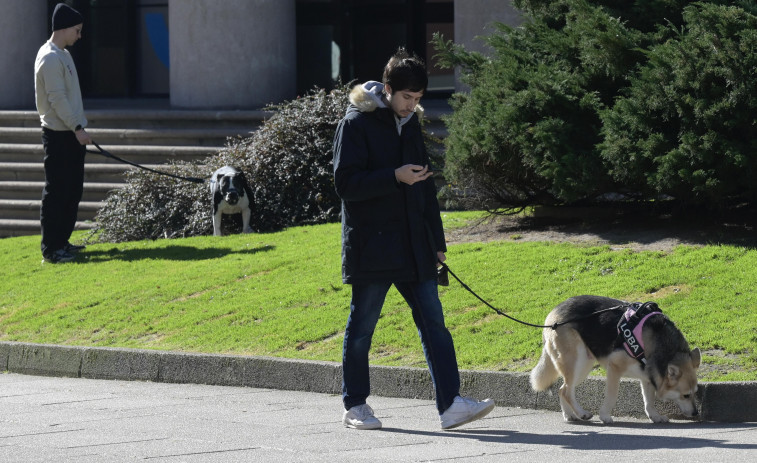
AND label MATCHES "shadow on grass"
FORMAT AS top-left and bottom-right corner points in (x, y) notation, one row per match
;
(448, 205), (757, 250)
(80, 245), (275, 262)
